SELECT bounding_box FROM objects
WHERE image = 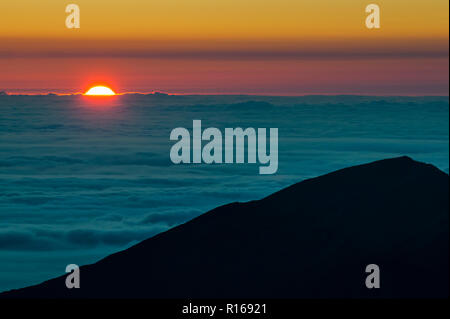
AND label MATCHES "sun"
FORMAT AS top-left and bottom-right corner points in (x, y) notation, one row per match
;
(85, 86), (116, 96)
